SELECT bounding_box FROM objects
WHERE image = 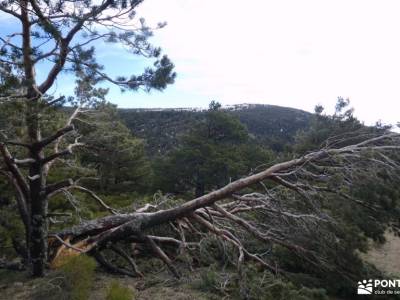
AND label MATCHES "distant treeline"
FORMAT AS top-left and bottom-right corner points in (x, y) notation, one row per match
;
(118, 104), (312, 155)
